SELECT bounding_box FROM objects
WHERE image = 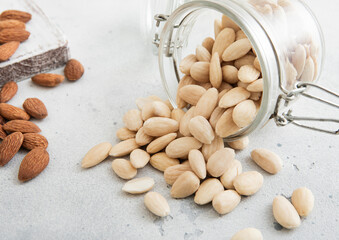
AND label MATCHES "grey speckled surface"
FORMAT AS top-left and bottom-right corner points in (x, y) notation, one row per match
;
(0, 0), (338, 239)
